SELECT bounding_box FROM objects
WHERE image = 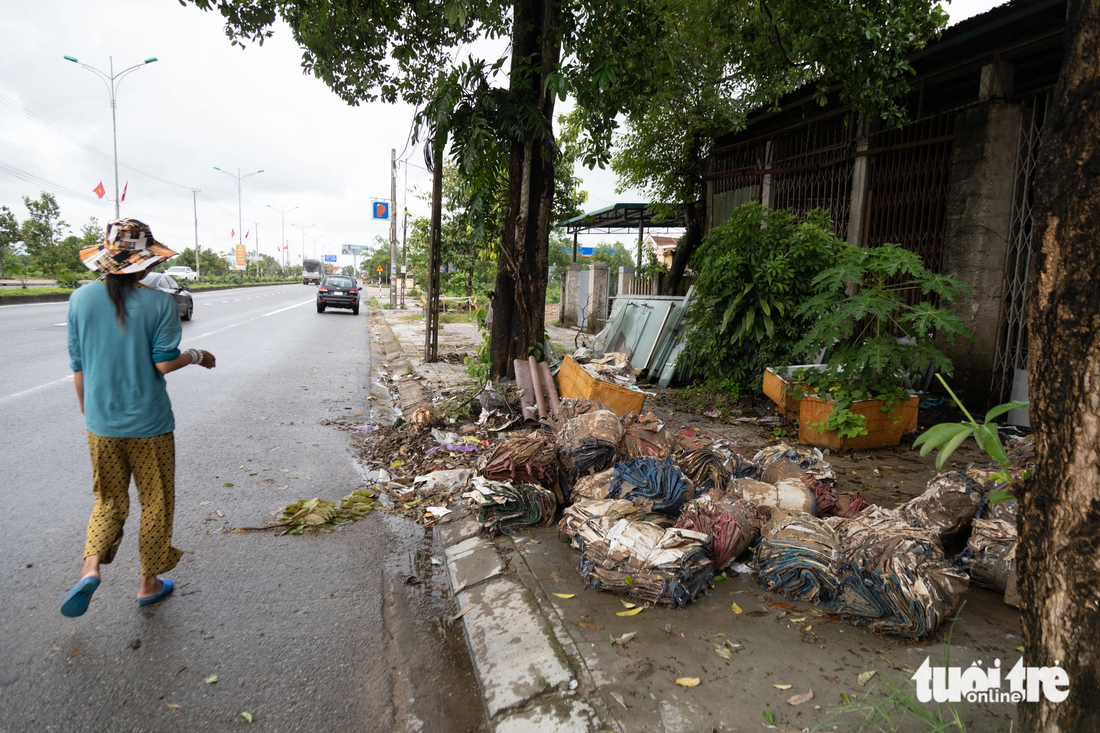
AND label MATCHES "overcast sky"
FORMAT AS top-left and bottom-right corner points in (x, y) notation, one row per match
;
(1, 0), (1002, 268)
